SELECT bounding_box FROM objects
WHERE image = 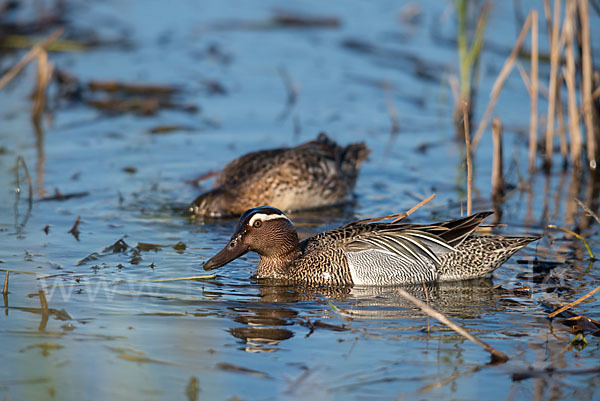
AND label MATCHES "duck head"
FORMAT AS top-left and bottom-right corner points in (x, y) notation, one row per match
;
(203, 206), (300, 271)
(189, 188), (238, 217)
